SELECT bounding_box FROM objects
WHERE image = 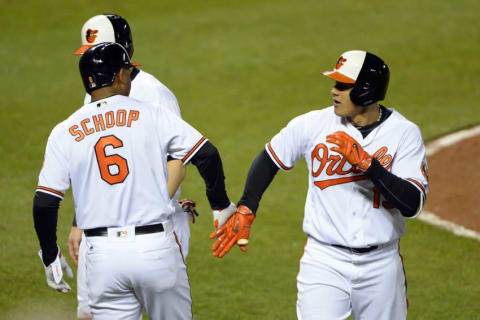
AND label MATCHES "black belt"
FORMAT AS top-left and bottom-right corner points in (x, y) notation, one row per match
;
(331, 243), (378, 254)
(84, 223), (164, 237)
